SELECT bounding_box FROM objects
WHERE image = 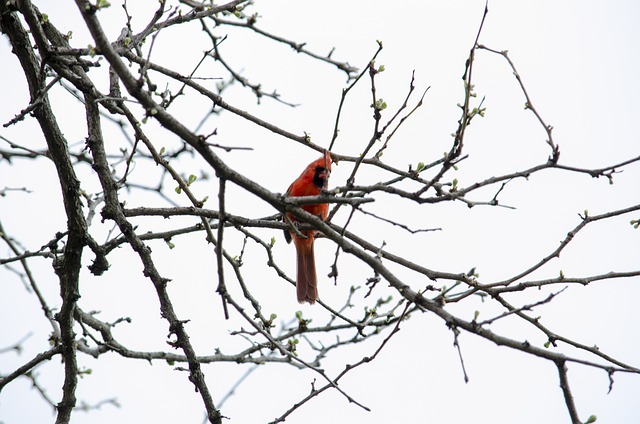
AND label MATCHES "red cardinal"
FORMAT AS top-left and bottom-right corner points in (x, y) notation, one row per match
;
(284, 150), (332, 304)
